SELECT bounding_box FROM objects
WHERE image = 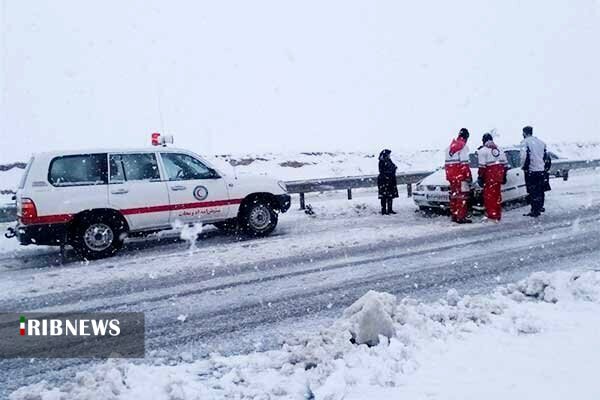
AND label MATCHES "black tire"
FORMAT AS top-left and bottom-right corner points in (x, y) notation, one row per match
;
(239, 200), (278, 237)
(70, 213), (126, 260)
(213, 218), (239, 234)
